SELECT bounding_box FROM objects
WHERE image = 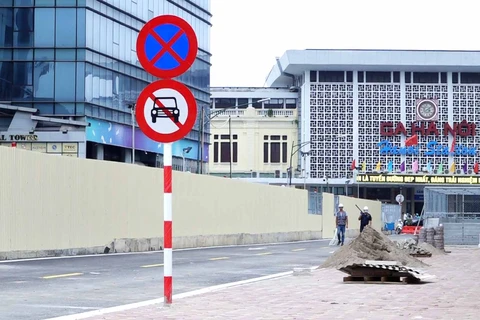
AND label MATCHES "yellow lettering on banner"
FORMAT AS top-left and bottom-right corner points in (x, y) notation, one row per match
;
(358, 173), (480, 185)
(446, 177), (457, 184)
(431, 176), (445, 184)
(386, 176), (404, 183)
